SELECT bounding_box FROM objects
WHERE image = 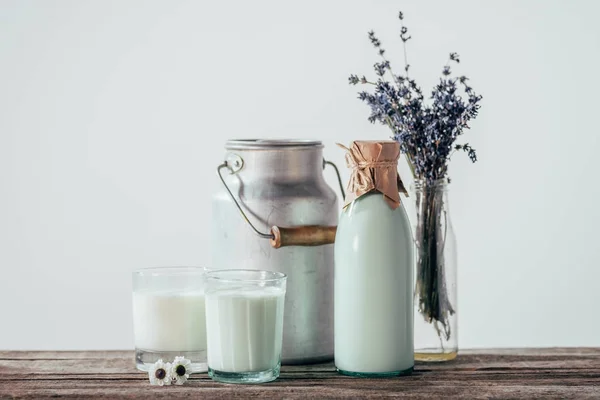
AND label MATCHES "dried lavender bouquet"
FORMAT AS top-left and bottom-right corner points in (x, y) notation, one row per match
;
(349, 11), (482, 343)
